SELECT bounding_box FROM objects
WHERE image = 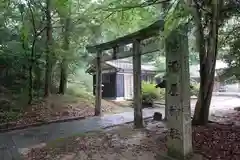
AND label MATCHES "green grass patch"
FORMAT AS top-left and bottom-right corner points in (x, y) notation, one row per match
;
(67, 82), (94, 103)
